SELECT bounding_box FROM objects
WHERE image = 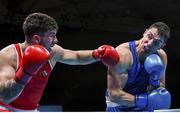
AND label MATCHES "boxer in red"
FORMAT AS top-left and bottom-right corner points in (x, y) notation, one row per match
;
(0, 12), (97, 111)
